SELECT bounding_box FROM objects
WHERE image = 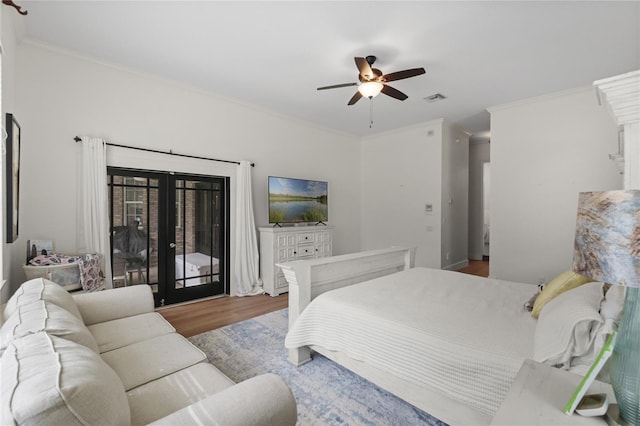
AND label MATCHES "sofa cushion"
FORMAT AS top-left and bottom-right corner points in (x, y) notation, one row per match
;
(88, 312), (175, 353)
(1, 332), (130, 426)
(72, 285), (154, 326)
(1, 300), (99, 354)
(101, 333), (207, 391)
(127, 362), (234, 425)
(149, 373), (298, 426)
(3, 278), (82, 321)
